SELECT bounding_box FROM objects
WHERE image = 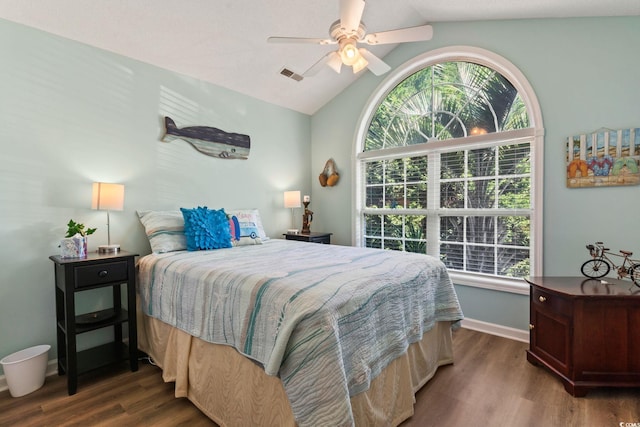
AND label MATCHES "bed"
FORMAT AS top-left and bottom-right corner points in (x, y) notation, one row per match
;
(135, 210), (463, 426)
